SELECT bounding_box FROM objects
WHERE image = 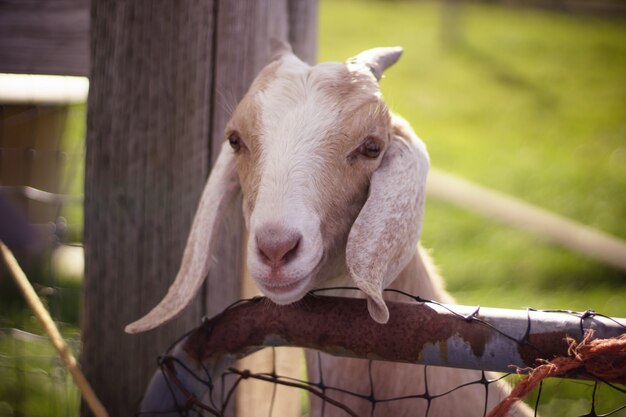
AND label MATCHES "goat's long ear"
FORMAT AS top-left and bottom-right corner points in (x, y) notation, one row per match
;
(346, 121), (429, 323)
(125, 141), (239, 333)
(346, 47), (403, 81)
